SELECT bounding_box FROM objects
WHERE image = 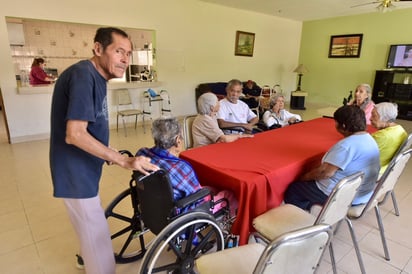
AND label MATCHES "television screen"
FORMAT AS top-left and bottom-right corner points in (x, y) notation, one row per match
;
(387, 44), (412, 69)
